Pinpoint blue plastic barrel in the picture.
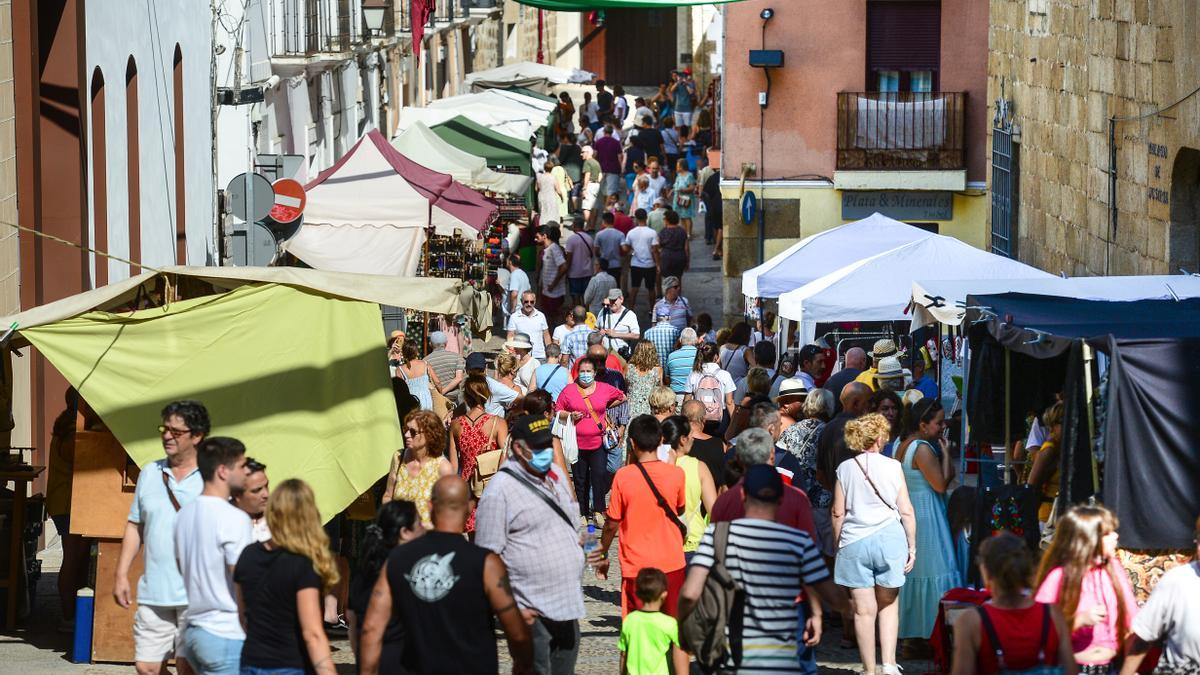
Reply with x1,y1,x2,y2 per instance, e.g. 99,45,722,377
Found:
72,588,94,663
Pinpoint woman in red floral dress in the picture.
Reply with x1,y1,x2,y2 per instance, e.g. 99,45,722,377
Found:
449,375,509,531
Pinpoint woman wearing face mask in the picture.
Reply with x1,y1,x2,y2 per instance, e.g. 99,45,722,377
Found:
555,357,626,525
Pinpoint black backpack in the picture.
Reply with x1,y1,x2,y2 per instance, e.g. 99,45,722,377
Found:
679,521,744,672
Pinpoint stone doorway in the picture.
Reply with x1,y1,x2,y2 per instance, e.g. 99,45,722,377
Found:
1169,147,1200,273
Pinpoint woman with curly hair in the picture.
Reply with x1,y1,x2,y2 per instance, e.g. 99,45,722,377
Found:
490,351,525,416
832,413,918,675
625,339,663,419
384,410,454,528
345,501,423,656
235,479,343,675
1035,504,1138,673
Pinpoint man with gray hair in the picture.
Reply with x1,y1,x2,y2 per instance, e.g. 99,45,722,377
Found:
425,331,465,398
708,428,818,538
666,328,699,405
747,400,807,489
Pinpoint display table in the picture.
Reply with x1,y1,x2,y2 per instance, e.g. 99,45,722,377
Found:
0,465,44,627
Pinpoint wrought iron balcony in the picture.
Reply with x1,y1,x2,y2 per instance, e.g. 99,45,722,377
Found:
271,0,389,58
836,91,966,171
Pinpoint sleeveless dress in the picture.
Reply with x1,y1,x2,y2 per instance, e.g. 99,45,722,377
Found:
897,439,963,639
392,456,442,527
676,454,707,552
399,365,434,411
456,413,499,532
626,367,660,419
672,172,696,218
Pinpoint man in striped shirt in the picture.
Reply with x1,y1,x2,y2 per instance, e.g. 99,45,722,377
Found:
679,465,846,674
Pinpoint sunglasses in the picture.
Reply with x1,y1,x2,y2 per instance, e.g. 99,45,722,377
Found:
158,425,191,438
403,427,422,437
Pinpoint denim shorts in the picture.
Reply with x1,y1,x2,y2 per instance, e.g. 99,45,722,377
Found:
834,519,907,589
180,625,243,675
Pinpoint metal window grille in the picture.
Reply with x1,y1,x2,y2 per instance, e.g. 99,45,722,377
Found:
991,124,1017,258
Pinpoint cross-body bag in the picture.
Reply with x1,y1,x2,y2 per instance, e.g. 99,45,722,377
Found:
580,385,620,451
602,308,631,351
853,456,897,511
540,365,563,390
634,461,688,539
161,469,182,512
499,466,575,528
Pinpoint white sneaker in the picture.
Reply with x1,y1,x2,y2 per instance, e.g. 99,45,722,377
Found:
880,665,903,675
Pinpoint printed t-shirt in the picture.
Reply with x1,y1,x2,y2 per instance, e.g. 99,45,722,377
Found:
555,382,623,450
1035,563,1139,658
174,495,253,639
607,460,686,576
623,226,660,268
619,610,679,675
235,543,324,670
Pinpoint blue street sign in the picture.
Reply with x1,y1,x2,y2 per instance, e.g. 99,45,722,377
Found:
741,191,758,225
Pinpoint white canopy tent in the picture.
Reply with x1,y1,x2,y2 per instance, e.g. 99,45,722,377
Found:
911,276,1200,328
425,90,552,135
778,235,1055,345
465,61,594,92
391,122,532,196
393,107,536,144
741,213,933,299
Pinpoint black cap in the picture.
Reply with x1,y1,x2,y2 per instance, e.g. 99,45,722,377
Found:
510,415,553,449
744,464,784,503
466,352,487,371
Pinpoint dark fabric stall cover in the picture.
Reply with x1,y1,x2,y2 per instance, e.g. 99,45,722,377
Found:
968,294,1200,343
965,324,1068,445
1059,340,1096,508
968,484,1041,586
1096,337,1200,549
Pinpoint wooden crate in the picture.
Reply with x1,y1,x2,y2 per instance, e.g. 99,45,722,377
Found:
93,538,142,663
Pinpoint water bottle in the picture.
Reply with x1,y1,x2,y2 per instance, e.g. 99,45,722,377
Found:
582,523,599,572
72,588,94,664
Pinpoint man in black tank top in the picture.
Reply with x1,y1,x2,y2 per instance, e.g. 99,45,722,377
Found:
358,476,533,675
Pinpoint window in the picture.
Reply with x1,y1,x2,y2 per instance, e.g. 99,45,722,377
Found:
173,46,186,265
991,125,1019,258
126,57,140,275
867,1,941,92
90,68,108,288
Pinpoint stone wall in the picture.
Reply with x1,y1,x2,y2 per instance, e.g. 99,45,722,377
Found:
0,0,16,317
988,0,1200,275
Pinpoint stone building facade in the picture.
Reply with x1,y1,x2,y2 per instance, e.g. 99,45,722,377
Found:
988,0,1200,275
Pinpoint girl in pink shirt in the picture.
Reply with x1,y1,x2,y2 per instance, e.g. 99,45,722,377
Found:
1035,505,1138,672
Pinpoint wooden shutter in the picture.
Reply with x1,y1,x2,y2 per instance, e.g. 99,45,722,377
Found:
867,1,941,73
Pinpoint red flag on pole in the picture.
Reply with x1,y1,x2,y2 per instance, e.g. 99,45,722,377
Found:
411,0,434,66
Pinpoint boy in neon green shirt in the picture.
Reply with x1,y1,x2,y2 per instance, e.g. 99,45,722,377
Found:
618,568,690,675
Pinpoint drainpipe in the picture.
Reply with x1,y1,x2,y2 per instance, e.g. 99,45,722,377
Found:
1107,115,1115,276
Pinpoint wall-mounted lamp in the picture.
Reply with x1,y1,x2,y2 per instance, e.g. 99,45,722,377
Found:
363,0,390,37
760,8,774,21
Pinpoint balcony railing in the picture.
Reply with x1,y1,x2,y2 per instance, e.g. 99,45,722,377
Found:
836,92,966,171
271,0,383,58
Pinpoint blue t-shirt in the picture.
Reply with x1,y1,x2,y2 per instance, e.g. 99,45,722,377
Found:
594,228,625,270
128,459,203,606
667,345,698,394
914,375,938,402
535,362,570,401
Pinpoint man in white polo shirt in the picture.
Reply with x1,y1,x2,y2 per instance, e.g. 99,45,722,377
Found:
597,289,641,355
506,290,552,360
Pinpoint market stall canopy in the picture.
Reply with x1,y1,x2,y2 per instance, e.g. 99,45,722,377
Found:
742,213,933,299
431,116,534,175
0,266,464,345
394,106,537,143
779,234,1054,345
513,0,747,9
962,293,1200,549
16,282,403,521
284,129,497,276
465,61,594,92
392,122,532,196
913,275,1200,328
425,90,553,137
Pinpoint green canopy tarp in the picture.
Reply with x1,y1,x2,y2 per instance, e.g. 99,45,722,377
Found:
514,0,744,8
432,116,534,207
23,283,403,521
508,87,561,152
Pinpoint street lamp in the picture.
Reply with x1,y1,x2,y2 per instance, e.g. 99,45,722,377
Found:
363,0,389,37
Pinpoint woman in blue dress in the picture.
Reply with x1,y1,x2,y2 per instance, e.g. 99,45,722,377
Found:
395,342,434,412
893,397,961,650
670,158,697,238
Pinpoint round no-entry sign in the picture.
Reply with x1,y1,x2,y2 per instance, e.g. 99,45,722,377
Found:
270,179,306,224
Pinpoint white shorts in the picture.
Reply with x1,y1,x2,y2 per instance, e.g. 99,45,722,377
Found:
584,183,601,209
133,604,187,663
674,111,695,127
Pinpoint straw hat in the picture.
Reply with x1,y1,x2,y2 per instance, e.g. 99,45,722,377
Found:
871,339,898,359
504,333,534,351
776,378,810,402
875,356,904,379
